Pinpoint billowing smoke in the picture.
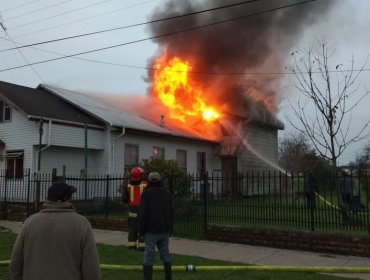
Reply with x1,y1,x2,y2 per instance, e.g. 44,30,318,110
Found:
146,0,334,122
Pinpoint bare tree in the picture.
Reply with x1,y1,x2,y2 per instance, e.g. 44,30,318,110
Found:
353,143,370,173
287,39,370,170
279,132,311,172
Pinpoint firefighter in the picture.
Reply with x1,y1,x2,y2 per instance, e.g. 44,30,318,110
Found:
122,166,147,251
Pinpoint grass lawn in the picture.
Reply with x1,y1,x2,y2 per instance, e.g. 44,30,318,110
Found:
0,232,359,280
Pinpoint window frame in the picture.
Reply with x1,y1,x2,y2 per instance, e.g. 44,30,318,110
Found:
0,100,11,122
124,143,139,173
176,149,187,173
196,152,206,176
152,146,165,160
5,150,24,179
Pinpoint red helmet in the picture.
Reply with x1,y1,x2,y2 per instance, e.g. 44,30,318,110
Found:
130,167,144,182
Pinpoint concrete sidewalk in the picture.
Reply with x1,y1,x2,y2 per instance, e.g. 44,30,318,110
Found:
2,220,370,280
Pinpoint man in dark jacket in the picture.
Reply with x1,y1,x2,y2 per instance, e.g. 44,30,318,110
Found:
10,182,101,280
138,171,174,280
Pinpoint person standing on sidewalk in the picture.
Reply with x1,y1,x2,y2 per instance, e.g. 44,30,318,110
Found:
9,182,101,280
122,166,147,251
138,171,174,280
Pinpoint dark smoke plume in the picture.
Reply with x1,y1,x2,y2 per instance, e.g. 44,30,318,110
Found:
146,0,334,122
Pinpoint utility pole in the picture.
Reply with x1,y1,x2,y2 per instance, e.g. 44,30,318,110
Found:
35,118,44,211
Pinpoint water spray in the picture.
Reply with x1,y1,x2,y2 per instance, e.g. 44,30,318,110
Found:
218,119,291,176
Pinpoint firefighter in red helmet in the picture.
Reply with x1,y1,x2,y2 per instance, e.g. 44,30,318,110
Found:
122,166,147,251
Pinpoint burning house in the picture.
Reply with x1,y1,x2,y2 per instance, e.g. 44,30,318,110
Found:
0,0,336,200
140,0,334,174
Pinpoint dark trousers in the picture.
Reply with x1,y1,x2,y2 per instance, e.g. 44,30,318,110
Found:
305,192,316,209
128,206,144,249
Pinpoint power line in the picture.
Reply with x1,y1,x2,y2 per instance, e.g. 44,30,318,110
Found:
7,0,116,30
12,0,157,40
1,0,43,13
2,36,368,76
5,0,75,21
0,0,324,74
0,25,44,82
1,0,262,52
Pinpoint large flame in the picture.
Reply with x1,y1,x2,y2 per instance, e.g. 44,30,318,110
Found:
152,53,221,124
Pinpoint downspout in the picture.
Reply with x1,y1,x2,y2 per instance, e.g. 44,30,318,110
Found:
41,120,52,152
35,120,52,173
112,127,125,173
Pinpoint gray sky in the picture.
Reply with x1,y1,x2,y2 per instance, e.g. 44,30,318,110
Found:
0,0,369,166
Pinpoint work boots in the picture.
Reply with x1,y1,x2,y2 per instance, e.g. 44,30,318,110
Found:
143,265,153,280
164,262,172,280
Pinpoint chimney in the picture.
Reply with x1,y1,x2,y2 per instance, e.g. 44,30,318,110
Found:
160,114,165,127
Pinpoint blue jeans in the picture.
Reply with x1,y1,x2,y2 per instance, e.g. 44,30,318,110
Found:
143,232,171,265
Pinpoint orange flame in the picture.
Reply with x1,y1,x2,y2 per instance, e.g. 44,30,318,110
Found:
152,54,221,123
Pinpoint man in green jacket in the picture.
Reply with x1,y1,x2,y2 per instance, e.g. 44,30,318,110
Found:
9,182,101,280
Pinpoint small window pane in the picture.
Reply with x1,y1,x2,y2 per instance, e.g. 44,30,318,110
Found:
4,106,11,121
5,151,24,179
152,146,165,160
197,152,206,176
124,144,139,172
176,149,187,173
0,100,3,122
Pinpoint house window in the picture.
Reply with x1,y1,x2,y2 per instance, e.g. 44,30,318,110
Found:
197,152,206,176
152,146,165,160
0,100,11,122
124,144,138,173
6,150,24,179
176,149,187,173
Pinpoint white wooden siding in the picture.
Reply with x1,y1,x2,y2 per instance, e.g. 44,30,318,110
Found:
38,146,107,174
48,123,105,150
0,108,39,171
113,133,220,175
238,123,279,172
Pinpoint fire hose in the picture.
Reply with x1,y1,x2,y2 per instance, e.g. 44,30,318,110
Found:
1,260,370,273
316,192,339,210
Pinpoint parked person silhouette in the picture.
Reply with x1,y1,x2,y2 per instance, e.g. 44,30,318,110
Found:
338,170,353,223
304,172,318,209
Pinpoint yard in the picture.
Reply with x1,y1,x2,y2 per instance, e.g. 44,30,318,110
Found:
0,232,359,280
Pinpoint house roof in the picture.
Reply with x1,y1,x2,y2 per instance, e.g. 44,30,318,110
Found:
40,84,219,143
0,81,105,127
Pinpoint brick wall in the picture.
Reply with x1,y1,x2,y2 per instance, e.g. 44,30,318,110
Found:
88,218,128,231
206,225,370,257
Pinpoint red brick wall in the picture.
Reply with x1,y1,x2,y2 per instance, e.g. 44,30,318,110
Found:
88,218,128,231
206,225,370,257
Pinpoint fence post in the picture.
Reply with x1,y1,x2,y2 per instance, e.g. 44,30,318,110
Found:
26,169,31,216
35,172,41,212
307,173,315,231
3,172,7,219
105,175,110,219
203,172,208,237
310,198,315,231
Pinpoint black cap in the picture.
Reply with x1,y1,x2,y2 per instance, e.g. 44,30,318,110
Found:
47,182,77,202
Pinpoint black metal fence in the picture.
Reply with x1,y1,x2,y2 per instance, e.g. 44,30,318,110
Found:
1,169,369,239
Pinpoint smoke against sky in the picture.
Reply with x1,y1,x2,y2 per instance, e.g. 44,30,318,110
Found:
145,0,335,122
